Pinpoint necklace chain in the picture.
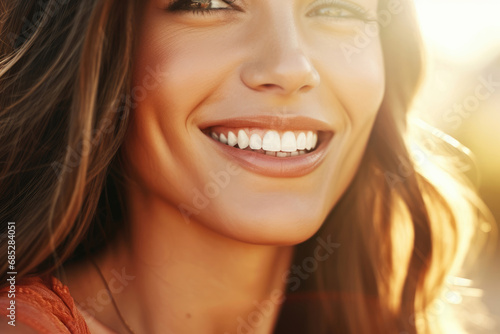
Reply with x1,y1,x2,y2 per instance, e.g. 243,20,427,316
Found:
90,258,137,334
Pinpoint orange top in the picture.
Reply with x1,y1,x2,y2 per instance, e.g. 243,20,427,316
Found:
0,274,91,333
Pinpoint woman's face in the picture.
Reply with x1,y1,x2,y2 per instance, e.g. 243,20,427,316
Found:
126,0,384,244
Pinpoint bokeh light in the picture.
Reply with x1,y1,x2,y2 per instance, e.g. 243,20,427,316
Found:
413,0,500,332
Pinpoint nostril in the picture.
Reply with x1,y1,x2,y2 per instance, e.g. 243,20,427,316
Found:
299,85,314,93
256,83,284,93
259,83,281,90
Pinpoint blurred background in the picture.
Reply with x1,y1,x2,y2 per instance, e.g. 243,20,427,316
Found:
412,0,500,332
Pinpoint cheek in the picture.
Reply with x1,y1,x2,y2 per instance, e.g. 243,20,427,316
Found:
125,38,246,216
311,39,385,209
316,40,385,128
133,26,243,121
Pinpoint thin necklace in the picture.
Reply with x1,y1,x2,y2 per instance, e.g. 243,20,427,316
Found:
90,258,137,334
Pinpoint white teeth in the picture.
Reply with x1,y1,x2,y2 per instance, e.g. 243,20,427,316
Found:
249,134,262,150
228,131,237,147
211,129,319,156
219,133,227,144
296,132,306,150
238,130,249,149
281,131,297,152
262,130,281,152
305,131,313,150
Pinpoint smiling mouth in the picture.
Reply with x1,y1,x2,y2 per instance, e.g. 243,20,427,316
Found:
198,115,334,177
202,127,324,157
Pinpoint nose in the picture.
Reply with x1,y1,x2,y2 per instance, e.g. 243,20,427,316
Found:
240,17,320,96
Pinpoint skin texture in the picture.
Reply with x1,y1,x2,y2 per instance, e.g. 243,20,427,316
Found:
62,0,385,333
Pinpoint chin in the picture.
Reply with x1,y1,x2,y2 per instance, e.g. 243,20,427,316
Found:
194,197,334,246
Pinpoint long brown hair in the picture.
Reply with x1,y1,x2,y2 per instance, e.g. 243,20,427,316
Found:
0,0,135,277
0,0,486,333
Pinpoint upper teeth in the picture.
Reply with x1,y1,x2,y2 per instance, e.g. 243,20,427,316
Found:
249,133,262,150
228,131,237,147
209,129,318,155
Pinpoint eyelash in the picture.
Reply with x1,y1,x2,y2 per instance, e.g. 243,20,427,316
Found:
165,0,372,21
308,0,373,22
166,0,238,16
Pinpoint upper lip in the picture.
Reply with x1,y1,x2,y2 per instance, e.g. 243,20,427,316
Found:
198,115,334,132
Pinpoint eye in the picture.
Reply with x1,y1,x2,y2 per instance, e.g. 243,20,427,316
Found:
306,0,373,22
167,0,236,13
312,7,354,18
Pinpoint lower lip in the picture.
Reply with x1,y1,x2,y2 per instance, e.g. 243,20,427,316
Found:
204,132,333,178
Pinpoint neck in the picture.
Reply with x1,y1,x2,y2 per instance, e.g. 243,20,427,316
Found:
80,187,294,334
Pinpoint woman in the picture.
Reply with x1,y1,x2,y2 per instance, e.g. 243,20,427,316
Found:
0,0,488,333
